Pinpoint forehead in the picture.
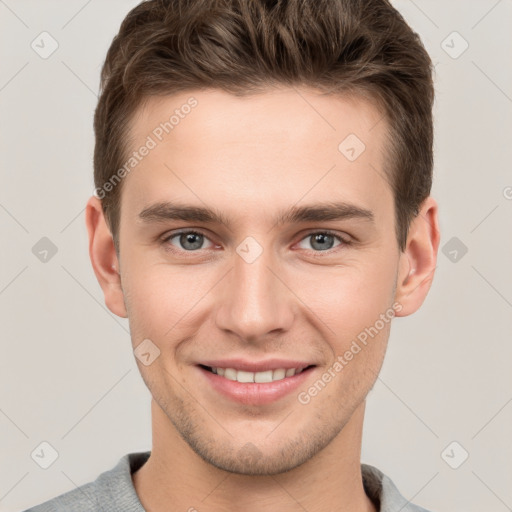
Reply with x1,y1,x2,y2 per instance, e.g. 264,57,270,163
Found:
121,87,393,229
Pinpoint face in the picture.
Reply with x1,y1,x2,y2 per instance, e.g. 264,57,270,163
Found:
103,88,412,475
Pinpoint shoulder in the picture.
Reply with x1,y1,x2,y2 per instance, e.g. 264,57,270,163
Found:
21,480,99,512
22,451,150,512
361,463,435,512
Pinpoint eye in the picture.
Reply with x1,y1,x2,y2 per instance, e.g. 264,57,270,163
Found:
162,230,216,252
160,229,351,257
296,231,350,253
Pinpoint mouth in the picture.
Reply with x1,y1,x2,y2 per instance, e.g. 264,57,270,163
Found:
198,364,316,383
196,362,318,405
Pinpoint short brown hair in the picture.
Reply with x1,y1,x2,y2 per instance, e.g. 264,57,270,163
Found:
93,0,434,253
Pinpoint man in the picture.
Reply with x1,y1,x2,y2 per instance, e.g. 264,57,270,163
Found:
25,0,439,510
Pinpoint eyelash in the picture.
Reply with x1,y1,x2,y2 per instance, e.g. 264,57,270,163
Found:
160,229,352,257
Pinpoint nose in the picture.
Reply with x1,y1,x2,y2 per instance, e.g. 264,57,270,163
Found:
214,242,294,343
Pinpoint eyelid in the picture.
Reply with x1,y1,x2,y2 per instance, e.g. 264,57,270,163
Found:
299,228,352,244
161,228,218,247
294,229,352,254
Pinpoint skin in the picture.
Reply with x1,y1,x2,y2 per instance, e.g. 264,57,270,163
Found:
86,87,440,512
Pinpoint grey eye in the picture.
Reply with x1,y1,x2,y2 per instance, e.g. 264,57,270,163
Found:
297,232,342,252
167,231,214,251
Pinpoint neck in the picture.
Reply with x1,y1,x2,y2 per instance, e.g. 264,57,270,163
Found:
133,399,377,512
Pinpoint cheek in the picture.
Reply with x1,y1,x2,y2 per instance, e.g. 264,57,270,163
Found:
296,256,396,336
122,261,213,342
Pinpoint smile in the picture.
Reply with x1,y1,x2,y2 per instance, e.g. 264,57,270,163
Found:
197,364,317,405
201,365,313,383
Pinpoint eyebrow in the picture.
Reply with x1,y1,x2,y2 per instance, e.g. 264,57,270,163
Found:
138,200,375,227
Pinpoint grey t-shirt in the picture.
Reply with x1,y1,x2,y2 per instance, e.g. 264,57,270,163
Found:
23,451,433,511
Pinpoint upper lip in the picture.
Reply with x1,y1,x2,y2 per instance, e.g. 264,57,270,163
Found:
198,359,316,373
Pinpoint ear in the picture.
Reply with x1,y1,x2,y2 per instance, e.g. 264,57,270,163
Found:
85,196,127,318
394,196,440,317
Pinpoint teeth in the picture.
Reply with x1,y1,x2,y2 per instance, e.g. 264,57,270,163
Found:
224,368,237,381
255,370,273,383
237,370,255,383
271,368,285,381
210,366,308,383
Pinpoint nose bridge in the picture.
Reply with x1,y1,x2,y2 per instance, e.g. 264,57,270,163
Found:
215,237,293,341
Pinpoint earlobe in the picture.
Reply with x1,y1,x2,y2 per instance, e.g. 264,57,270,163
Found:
85,196,127,318
394,196,440,317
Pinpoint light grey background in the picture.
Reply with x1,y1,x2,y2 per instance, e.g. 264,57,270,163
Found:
1,1,511,511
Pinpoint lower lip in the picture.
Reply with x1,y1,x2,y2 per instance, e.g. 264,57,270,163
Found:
197,365,316,405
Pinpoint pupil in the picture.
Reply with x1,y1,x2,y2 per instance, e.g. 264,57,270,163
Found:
312,233,333,251
181,232,202,250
